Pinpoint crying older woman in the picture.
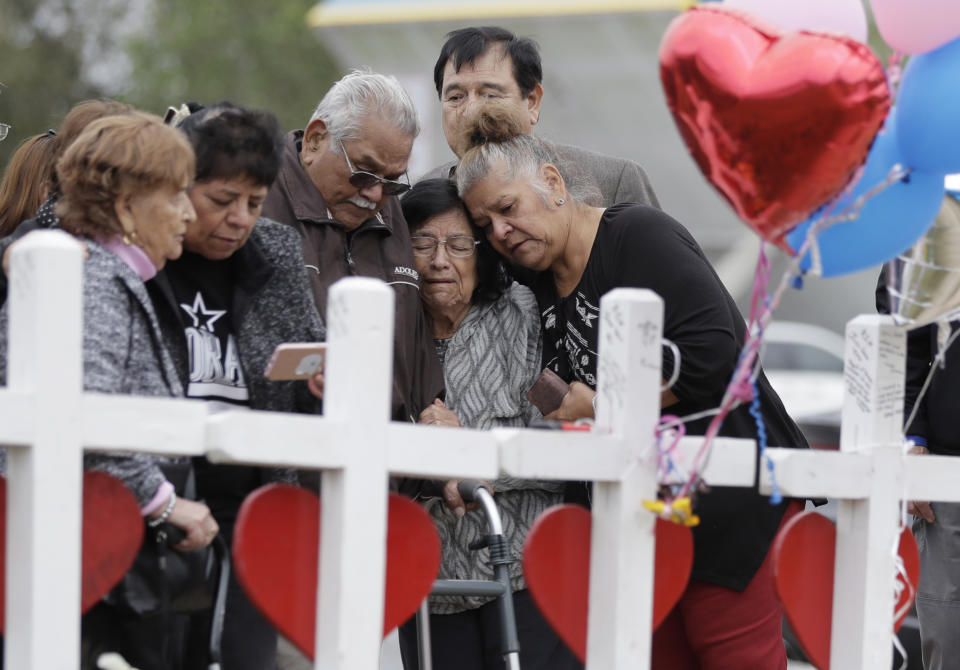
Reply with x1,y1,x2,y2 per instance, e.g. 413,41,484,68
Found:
398,178,575,670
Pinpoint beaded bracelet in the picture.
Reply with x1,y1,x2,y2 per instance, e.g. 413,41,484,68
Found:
147,491,176,528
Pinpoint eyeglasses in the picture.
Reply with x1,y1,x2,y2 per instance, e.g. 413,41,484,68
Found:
411,235,480,258
0,124,10,142
335,136,410,196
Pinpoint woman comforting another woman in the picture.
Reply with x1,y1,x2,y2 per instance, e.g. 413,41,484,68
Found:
398,178,573,670
451,106,806,670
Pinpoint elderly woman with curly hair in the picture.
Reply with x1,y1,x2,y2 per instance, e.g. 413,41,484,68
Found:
397,178,574,670
0,112,220,670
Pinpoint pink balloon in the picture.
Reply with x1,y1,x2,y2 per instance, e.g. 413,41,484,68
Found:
723,0,867,42
871,0,960,54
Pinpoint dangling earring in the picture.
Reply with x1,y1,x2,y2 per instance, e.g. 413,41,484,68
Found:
122,232,133,246
123,229,141,246
556,198,565,206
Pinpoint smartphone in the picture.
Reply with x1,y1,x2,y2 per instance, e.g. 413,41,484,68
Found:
264,343,327,381
525,368,570,415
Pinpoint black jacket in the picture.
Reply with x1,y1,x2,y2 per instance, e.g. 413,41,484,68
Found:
877,266,960,454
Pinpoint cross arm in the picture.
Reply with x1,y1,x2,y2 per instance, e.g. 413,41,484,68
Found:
497,428,627,481
82,394,209,456
671,436,757,487
386,423,499,480
496,430,756,487
904,453,960,503
758,447,872,499
203,409,348,469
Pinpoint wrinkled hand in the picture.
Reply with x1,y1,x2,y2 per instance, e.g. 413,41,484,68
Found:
419,398,462,427
307,368,324,400
163,497,219,551
907,444,935,522
544,381,595,422
441,479,492,518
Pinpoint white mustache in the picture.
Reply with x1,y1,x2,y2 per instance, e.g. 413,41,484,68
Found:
348,196,377,210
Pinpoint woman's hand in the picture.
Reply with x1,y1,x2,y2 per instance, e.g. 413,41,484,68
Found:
544,381,595,422
163,497,219,552
441,479,493,518
307,368,324,400
419,398,462,427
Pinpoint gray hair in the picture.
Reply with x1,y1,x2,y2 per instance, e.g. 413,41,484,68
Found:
308,69,420,151
456,134,565,201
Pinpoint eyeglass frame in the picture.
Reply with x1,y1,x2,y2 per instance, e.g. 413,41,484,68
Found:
334,135,411,196
410,234,481,258
0,123,10,142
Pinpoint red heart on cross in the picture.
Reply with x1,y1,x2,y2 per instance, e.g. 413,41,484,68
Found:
771,510,920,670
231,484,440,659
0,471,144,631
659,6,891,244
522,504,694,663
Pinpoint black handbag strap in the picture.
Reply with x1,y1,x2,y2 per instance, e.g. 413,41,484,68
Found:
207,535,231,666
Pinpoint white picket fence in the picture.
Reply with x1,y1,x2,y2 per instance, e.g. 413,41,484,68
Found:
1,229,956,670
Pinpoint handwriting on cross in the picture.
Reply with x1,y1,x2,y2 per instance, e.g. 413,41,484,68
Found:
761,314,960,669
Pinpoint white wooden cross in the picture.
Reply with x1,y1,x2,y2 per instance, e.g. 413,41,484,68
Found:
493,288,758,669
1,231,209,669
760,314,960,669
0,231,499,670
1,231,759,670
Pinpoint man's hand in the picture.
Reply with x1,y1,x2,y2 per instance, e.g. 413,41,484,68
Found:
419,398,462,427
907,444,936,522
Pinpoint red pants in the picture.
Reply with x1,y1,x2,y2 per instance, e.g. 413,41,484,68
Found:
651,501,802,670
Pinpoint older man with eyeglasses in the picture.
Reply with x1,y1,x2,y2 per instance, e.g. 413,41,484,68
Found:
263,69,445,426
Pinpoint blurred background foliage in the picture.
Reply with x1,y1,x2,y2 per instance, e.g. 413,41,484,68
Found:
0,0,342,167
0,0,893,175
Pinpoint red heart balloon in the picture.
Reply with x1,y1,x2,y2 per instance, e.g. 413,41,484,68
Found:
659,6,891,244
232,485,440,659
771,511,919,670
0,471,144,631
522,505,694,663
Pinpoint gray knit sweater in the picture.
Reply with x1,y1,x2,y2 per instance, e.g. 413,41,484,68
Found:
0,240,185,506
426,282,565,614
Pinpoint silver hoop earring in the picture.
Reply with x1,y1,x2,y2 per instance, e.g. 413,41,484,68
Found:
556,198,565,206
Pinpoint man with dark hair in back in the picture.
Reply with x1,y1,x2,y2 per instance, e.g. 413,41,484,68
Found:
422,26,660,209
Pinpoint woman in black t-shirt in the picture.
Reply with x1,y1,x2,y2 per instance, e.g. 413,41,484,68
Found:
455,106,807,670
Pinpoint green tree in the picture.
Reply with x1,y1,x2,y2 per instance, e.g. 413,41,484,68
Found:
0,0,106,166
124,0,342,132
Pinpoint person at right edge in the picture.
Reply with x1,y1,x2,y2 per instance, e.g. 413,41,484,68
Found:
456,105,808,670
876,194,960,670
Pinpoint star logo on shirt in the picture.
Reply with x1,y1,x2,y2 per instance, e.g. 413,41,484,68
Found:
180,293,225,332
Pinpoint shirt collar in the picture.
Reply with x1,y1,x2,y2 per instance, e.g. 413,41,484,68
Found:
101,236,158,280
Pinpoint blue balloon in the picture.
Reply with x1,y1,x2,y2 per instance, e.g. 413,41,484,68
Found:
896,35,960,174
786,118,944,278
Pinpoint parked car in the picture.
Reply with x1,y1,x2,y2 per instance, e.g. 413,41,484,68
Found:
761,321,845,448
